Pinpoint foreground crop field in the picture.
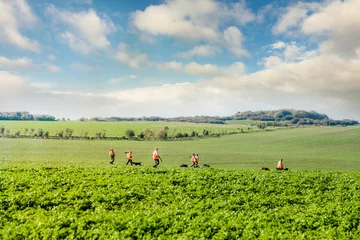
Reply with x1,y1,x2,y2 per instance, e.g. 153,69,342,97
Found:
1,167,359,239
1,126,359,171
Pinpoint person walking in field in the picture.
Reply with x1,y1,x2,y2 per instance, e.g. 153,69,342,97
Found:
277,159,284,170
195,153,199,167
109,149,115,164
125,150,133,165
190,153,196,168
152,148,162,168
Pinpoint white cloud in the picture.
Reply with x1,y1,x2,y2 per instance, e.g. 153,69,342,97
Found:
46,64,62,73
223,26,249,57
72,0,92,4
174,45,221,59
48,54,56,61
156,61,183,71
113,43,149,69
301,0,360,57
0,56,34,69
265,41,319,64
273,0,360,57
184,62,219,76
46,4,116,55
0,56,62,73
131,0,254,43
271,41,287,49
272,2,321,35
109,75,137,84
157,61,246,77
71,63,101,72
0,0,41,52
261,56,282,69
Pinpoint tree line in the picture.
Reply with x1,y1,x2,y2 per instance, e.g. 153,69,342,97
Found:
0,125,262,140
0,112,56,121
1,110,358,126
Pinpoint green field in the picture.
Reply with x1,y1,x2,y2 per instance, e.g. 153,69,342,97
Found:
1,126,359,171
1,124,360,238
1,168,360,239
0,121,254,138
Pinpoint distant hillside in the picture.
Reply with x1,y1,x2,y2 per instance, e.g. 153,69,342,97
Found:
83,109,358,126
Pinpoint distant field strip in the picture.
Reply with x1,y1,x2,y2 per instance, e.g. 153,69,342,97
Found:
1,126,359,171
0,121,254,137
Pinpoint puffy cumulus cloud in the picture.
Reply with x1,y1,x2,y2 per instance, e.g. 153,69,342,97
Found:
131,0,254,57
0,56,62,73
261,41,319,67
272,2,321,35
71,63,101,72
0,56,34,69
223,26,249,57
156,61,246,77
46,4,116,55
113,43,149,69
274,0,360,57
0,0,40,52
260,56,282,69
174,45,221,59
301,0,360,57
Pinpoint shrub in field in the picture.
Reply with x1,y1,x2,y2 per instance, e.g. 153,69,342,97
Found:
156,129,167,139
37,128,44,137
125,129,135,139
144,128,154,140
137,132,145,139
14,131,21,137
43,131,49,139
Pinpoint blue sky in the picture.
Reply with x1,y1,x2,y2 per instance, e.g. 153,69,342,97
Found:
1,0,359,120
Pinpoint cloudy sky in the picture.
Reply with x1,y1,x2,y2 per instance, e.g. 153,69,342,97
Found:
0,0,359,120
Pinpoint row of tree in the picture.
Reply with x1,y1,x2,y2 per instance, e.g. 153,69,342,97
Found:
1,125,260,140
1,110,358,126
0,112,56,121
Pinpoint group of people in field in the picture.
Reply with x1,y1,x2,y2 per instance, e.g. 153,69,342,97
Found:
109,148,199,168
110,148,284,169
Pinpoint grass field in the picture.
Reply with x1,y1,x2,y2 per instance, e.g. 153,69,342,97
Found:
1,124,360,238
1,126,359,171
0,121,254,138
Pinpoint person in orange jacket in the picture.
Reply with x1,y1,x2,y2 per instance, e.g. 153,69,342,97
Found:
152,148,162,168
125,150,133,165
190,153,196,167
277,159,284,170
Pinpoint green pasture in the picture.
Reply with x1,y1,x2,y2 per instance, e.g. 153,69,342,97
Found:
1,126,359,171
0,121,253,138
